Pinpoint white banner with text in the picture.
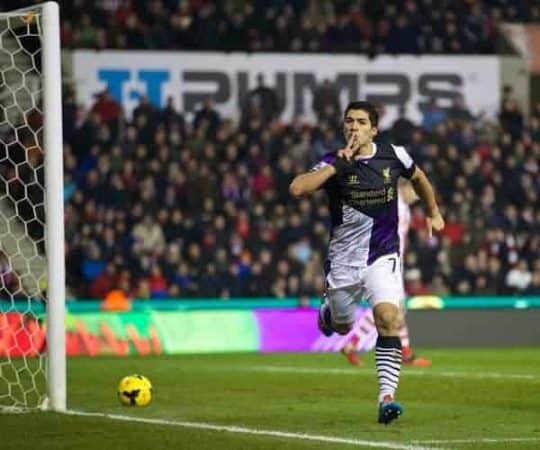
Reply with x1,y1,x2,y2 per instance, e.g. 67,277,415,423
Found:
73,51,500,128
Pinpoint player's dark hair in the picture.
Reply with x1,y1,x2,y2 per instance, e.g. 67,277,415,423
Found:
344,101,379,128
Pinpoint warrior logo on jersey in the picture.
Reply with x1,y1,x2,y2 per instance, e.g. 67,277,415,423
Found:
348,174,360,185
382,167,391,184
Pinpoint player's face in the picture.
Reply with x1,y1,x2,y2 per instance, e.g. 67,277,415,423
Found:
343,109,377,149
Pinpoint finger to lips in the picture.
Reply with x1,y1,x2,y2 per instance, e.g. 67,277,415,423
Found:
343,136,356,160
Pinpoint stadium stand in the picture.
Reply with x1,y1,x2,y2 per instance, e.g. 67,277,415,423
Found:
2,0,538,300
57,0,538,54
56,81,540,299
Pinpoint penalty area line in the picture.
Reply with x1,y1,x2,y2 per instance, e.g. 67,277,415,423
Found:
245,365,539,382
64,409,443,450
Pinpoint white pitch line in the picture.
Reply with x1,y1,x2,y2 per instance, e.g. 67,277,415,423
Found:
245,365,538,381
414,437,540,445
64,409,441,450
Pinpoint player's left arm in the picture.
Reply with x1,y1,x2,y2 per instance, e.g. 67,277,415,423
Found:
409,167,445,238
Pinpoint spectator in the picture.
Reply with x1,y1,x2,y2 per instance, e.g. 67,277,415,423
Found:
404,269,429,295
447,95,476,123
81,243,106,283
390,105,416,146
499,99,524,141
193,97,221,138
91,90,121,139
312,78,340,125
421,98,447,132
132,214,166,255
242,74,281,124
89,262,118,299
505,260,532,294
148,265,169,298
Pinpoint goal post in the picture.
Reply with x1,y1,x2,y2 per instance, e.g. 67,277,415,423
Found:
0,2,65,411
42,1,66,413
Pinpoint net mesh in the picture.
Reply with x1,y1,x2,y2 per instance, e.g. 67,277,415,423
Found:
0,8,48,410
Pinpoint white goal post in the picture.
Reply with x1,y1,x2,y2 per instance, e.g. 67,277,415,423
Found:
0,2,65,411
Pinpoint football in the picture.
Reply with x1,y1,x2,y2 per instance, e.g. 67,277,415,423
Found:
117,374,153,407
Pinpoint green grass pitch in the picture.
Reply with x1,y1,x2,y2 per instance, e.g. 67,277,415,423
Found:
1,348,540,450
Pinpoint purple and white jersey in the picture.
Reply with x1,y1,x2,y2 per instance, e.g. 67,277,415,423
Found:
312,142,416,268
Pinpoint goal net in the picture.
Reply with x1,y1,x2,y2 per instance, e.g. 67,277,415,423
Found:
0,2,65,411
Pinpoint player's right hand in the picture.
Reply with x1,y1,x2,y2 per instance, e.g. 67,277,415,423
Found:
337,134,358,160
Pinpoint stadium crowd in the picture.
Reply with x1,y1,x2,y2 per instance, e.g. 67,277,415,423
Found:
43,0,540,55
54,80,540,300
0,0,539,301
